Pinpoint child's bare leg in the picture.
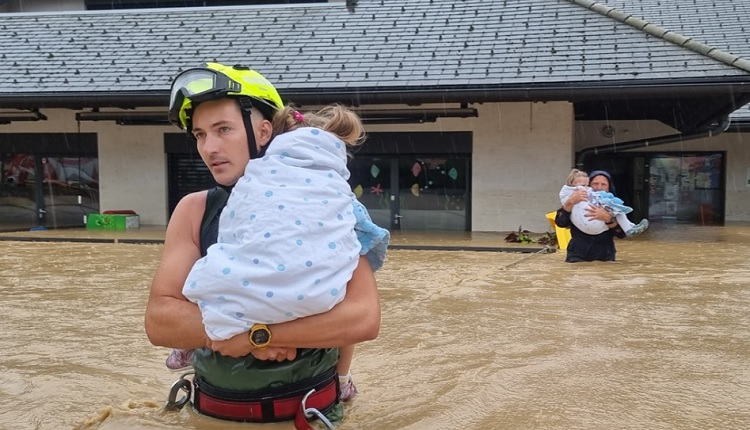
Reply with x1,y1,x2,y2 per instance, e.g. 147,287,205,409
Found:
337,344,358,401
337,344,355,376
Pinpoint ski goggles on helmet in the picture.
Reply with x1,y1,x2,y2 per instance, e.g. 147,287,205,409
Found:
168,68,243,129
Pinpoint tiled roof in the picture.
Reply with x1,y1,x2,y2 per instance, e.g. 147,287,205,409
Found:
0,0,748,106
598,0,750,59
588,0,750,121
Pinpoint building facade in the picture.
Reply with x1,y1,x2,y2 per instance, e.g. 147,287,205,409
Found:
1,0,749,233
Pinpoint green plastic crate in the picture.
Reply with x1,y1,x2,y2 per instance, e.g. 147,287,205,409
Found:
86,213,140,230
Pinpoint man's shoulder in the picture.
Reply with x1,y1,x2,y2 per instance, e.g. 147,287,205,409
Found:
162,190,209,249
172,190,209,220
180,189,209,206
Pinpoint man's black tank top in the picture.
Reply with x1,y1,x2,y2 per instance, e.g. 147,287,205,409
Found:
199,186,230,257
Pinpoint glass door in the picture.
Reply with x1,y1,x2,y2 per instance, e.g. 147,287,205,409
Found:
1,153,38,229
647,153,724,224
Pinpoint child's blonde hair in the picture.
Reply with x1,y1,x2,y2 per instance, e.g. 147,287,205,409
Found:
566,168,589,186
271,104,365,152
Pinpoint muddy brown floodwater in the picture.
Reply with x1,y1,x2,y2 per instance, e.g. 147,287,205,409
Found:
1,224,749,429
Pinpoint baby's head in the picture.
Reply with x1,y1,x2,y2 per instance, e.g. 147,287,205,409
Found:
567,169,589,187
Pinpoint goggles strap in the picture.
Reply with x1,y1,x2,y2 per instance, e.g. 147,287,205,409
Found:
238,97,260,160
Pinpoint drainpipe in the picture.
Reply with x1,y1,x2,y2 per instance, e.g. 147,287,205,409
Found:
576,117,731,168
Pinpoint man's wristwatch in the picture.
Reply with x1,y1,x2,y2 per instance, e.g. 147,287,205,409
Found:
248,323,272,349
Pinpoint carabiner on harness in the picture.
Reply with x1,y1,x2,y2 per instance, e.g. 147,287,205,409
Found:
165,371,194,411
301,388,334,429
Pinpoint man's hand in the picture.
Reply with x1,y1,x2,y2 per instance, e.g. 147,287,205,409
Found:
563,189,589,212
251,347,298,362
584,205,612,222
208,332,254,358
208,332,297,361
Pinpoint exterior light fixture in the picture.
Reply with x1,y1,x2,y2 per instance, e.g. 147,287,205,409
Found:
600,125,616,138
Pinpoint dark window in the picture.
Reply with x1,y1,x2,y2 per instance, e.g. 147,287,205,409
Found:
164,133,214,218
0,134,99,230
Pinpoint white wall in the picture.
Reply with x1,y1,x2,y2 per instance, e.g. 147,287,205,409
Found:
96,121,169,225
469,102,575,232
719,133,750,221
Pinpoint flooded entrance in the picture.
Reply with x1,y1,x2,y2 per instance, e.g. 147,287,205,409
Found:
1,225,749,429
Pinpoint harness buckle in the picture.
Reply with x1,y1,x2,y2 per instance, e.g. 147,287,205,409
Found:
301,388,334,429
165,372,193,411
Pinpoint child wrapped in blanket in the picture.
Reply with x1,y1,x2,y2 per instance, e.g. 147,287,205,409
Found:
559,169,648,237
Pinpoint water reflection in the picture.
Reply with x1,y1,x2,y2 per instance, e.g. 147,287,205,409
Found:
1,225,749,429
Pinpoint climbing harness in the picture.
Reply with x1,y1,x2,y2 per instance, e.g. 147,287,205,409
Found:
299,389,334,429
165,367,339,429
165,371,194,411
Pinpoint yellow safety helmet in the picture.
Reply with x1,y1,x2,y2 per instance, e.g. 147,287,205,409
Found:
168,62,283,130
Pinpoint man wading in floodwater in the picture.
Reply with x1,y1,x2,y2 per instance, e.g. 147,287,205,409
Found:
144,63,382,428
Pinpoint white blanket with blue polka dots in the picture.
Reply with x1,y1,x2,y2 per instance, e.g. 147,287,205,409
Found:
183,127,389,341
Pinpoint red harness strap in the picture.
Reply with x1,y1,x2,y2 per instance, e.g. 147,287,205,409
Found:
193,377,338,429
294,386,335,430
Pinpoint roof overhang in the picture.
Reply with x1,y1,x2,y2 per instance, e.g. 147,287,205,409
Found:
1,77,749,132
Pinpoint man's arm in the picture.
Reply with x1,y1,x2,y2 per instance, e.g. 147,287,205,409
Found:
555,207,571,228
144,191,209,350
562,188,588,213
584,205,626,237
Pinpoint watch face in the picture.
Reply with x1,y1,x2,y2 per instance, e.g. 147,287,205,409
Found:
252,328,270,345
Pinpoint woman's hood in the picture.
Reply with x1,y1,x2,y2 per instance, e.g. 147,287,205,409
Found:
588,170,616,195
